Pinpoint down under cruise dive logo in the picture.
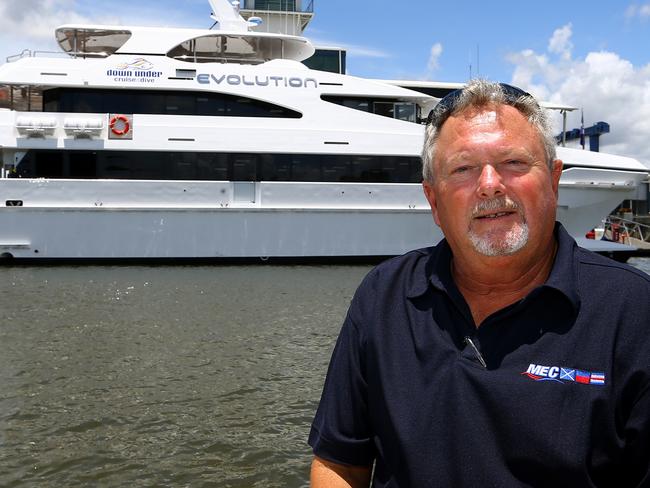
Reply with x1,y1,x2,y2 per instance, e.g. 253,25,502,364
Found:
522,364,605,385
106,58,162,83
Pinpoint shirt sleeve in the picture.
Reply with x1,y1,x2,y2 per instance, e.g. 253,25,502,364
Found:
308,296,376,467
623,384,650,487
616,275,650,487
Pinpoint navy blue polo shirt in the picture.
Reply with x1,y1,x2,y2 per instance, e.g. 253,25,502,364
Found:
309,224,650,487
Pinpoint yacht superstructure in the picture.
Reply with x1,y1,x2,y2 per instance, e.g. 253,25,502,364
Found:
0,0,647,259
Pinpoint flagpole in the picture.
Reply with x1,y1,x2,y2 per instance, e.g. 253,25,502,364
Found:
580,109,585,150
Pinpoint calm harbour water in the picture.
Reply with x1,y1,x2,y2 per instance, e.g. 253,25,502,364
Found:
1,258,649,487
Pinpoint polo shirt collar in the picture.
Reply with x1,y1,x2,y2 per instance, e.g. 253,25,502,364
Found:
406,239,453,298
541,223,581,312
406,222,581,313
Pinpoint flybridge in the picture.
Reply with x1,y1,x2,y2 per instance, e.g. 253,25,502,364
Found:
197,73,319,88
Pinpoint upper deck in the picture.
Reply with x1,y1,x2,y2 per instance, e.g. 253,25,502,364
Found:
52,24,314,64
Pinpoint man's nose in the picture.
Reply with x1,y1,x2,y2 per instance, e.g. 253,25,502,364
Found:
476,164,505,198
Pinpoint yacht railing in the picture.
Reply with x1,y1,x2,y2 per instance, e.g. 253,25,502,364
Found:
603,215,650,248
6,50,109,63
170,54,266,64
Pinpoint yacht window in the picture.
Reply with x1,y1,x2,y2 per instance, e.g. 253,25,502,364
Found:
101,153,131,178
232,154,258,181
323,155,351,181
194,36,225,62
290,154,322,181
1,85,44,111
56,28,131,57
131,152,169,180
167,35,271,64
172,152,198,180
196,153,229,180
373,102,395,118
342,99,371,112
41,88,301,118
43,89,59,112
254,0,297,10
196,96,226,116
166,94,195,114
34,151,64,178
0,85,10,109
69,151,97,178
12,150,423,183
303,48,346,74
322,95,420,123
395,103,417,123
260,154,291,181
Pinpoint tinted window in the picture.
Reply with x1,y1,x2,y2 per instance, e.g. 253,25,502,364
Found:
322,95,420,123
14,150,422,183
34,152,64,178
70,151,97,178
42,88,301,118
232,154,257,180
303,49,345,74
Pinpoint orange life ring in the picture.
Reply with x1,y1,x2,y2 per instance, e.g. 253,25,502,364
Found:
109,114,130,136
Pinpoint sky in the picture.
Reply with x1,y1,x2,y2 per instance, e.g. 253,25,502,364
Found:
0,0,649,165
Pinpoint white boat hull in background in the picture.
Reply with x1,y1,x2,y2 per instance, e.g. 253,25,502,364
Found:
0,175,643,259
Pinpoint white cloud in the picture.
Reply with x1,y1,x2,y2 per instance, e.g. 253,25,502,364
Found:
0,1,103,41
309,36,390,59
0,1,196,61
343,44,391,59
507,24,650,166
427,42,443,75
547,23,573,60
625,3,650,20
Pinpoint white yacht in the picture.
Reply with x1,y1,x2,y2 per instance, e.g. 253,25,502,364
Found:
0,0,647,260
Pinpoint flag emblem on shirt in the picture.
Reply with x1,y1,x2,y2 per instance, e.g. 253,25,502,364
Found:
522,364,605,386
590,372,605,385
560,368,575,381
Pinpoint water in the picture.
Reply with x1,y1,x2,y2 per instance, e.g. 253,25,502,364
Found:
1,258,648,487
0,265,371,487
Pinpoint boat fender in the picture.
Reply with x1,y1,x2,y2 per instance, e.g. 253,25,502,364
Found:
109,114,130,136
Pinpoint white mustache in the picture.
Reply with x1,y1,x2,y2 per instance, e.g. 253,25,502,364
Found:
471,196,522,218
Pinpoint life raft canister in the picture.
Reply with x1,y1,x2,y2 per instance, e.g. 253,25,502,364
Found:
109,114,131,136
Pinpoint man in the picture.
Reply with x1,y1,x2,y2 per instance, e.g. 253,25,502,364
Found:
308,80,650,487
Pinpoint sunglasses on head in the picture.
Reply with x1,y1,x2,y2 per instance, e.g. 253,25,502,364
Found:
426,83,535,127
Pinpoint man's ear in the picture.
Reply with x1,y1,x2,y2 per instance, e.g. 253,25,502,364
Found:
422,180,441,226
551,159,563,198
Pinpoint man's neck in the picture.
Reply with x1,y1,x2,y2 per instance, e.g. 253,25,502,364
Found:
451,236,558,327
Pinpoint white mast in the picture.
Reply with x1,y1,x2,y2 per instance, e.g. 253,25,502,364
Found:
208,0,250,31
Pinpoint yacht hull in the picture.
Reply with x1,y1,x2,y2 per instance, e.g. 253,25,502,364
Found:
0,179,642,259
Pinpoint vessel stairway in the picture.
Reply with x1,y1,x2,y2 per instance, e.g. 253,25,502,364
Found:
603,215,650,250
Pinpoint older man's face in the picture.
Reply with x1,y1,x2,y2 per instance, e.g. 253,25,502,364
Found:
423,104,562,258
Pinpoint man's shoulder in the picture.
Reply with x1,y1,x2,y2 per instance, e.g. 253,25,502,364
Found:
368,246,437,282
573,246,650,295
575,247,650,280
371,246,436,275
355,246,439,299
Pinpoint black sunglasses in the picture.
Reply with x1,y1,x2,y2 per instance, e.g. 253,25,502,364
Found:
426,83,535,127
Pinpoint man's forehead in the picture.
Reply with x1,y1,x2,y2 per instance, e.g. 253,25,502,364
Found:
453,104,524,126
442,104,537,141
434,104,544,164
464,110,498,126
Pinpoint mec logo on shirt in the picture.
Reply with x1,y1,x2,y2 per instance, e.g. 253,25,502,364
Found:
522,363,605,386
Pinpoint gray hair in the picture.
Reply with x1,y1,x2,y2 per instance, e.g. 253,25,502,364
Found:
421,79,557,182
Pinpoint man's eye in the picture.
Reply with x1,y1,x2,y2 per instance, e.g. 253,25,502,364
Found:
505,160,526,167
452,166,471,174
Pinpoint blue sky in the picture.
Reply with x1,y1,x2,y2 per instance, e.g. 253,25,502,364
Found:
306,0,649,82
0,0,649,164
